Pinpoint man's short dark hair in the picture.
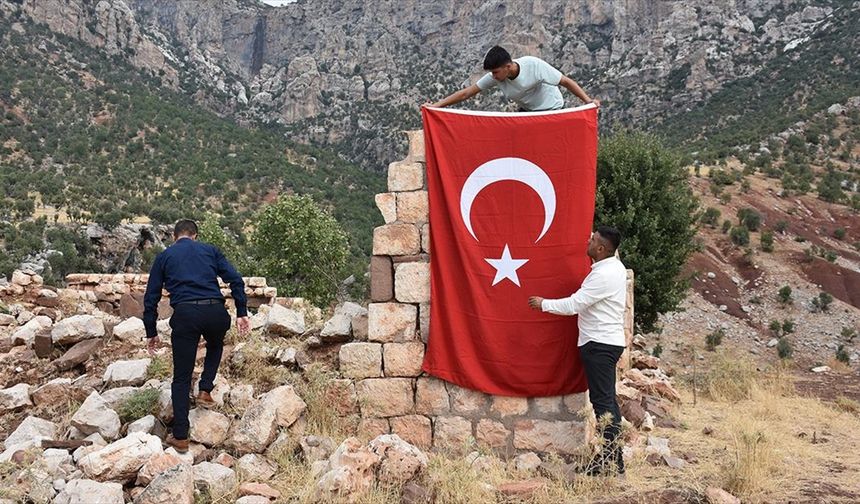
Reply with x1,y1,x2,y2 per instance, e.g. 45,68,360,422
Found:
483,46,512,70
595,225,621,252
173,219,198,238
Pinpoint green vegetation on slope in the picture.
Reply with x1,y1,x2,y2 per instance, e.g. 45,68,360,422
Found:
0,17,384,259
657,2,860,160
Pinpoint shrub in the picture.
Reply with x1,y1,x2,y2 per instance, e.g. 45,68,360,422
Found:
833,228,846,240
777,285,792,304
737,208,762,231
652,343,664,358
706,328,725,351
824,250,838,263
842,326,857,342
774,220,788,233
777,337,793,360
782,320,795,334
812,292,833,312
835,345,850,365
730,226,750,246
701,207,721,227
117,388,160,423
722,220,732,233
760,231,774,252
595,131,699,332
249,194,349,307
768,320,782,336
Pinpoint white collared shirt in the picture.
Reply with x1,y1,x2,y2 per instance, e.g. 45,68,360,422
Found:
540,256,627,347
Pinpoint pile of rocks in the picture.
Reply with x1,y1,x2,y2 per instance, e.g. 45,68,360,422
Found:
615,339,683,433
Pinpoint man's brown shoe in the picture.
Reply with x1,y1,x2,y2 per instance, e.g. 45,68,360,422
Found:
196,391,216,408
165,435,189,453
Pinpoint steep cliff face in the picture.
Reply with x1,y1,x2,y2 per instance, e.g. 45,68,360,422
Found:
6,0,848,168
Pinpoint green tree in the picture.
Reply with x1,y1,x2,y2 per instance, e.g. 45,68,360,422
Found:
778,285,793,304
197,214,246,272
730,226,749,246
249,195,349,306
760,231,774,252
594,131,699,332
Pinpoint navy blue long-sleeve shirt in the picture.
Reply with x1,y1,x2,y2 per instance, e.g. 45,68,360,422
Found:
143,237,247,338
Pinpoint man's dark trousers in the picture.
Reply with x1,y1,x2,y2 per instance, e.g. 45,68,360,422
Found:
580,341,626,473
169,302,231,440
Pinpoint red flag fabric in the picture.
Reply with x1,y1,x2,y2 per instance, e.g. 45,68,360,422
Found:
421,104,598,397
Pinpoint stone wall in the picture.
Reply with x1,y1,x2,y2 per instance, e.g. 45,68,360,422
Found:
337,131,634,456
62,274,277,316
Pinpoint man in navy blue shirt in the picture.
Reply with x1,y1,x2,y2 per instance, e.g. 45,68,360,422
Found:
143,219,250,452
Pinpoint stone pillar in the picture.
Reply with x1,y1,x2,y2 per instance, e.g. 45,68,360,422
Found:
619,270,635,371
354,130,626,456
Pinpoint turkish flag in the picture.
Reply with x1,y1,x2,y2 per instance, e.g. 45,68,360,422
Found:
421,104,598,397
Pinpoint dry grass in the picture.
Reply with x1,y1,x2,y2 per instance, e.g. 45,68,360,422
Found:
661,351,860,503
835,396,860,416
146,354,172,380
224,332,290,392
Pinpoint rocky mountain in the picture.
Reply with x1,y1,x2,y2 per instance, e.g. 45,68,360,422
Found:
5,0,857,169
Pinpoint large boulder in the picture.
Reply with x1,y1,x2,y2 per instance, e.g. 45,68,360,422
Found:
315,437,381,501
4,416,57,450
368,434,428,483
0,383,31,412
52,314,105,345
133,462,194,504
189,408,231,447
52,338,104,371
236,453,276,481
103,358,151,387
11,315,52,347
113,317,146,342
136,452,183,486
77,432,164,482
265,304,305,337
70,391,122,440
320,302,367,342
31,377,73,406
192,461,237,500
53,479,124,504
228,385,305,454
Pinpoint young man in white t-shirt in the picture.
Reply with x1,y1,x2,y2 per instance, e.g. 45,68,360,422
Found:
426,45,600,111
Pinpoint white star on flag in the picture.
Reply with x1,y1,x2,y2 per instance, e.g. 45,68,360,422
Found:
485,244,529,287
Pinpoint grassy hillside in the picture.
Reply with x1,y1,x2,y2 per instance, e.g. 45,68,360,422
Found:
656,2,860,161
0,17,384,258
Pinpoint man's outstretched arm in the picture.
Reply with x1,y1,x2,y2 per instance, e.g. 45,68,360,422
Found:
425,84,482,108
559,76,600,107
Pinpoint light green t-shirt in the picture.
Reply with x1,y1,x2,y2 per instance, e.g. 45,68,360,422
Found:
476,56,564,111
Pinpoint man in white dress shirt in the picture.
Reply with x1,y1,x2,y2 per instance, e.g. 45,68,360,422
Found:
528,226,627,476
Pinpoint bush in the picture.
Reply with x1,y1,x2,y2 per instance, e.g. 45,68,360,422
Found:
768,320,782,336
835,345,850,364
706,328,725,351
249,194,349,307
594,131,699,332
833,228,846,240
812,292,833,312
774,220,789,233
117,388,160,423
842,326,857,342
652,343,663,358
782,320,795,334
198,214,246,271
777,337,793,360
730,226,750,246
701,207,721,227
760,231,774,252
722,220,732,234
778,285,792,304
737,208,762,231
